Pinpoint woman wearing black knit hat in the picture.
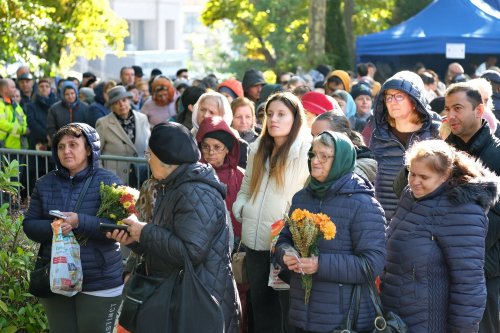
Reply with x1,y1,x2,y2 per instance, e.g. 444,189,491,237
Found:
108,122,240,332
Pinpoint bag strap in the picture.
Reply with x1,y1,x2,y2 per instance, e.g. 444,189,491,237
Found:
359,257,389,330
74,175,93,212
338,283,361,331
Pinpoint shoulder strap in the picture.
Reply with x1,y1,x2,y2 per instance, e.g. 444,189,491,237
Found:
74,174,93,212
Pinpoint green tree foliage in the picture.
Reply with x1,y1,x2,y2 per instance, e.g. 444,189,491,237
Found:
0,0,128,76
202,0,308,75
0,158,48,332
202,0,433,74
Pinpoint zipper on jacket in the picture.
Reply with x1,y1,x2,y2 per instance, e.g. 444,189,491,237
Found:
339,283,344,311
254,176,271,249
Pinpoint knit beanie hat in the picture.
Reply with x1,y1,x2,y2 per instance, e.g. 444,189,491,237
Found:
242,69,266,91
301,91,334,115
350,83,372,100
149,122,200,165
218,79,244,98
203,130,234,151
328,70,351,92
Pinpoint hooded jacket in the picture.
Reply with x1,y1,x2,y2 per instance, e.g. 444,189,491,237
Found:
88,82,110,128
47,81,90,141
128,162,240,332
370,71,440,220
381,169,499,332
23,123,124,292
196,117,245,238
0,97,28,149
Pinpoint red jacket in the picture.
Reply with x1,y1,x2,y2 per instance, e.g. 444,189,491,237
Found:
196,117,245,238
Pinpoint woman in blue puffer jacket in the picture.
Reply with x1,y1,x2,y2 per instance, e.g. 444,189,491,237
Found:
381,139,499,333
23,123,124,333
274,131,386,332
369,71,440,221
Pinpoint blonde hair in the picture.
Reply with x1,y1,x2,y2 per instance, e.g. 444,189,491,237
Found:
248,92,306,200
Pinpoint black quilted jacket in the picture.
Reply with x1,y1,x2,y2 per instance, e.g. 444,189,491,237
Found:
131,162,240,332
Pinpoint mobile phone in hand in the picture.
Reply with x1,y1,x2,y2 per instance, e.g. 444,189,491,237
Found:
49,210,67,220
99,223,129,234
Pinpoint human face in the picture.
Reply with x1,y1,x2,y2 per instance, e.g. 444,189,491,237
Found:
445,91,483,143
232,105,254,133
12,89,21,104
64,89,76,104
333,97,346,112
147,148,177,180
384,89,415,122
305,111,317,128
325,82,344,95
266,100,295,147
309,141,334,182
246,85,263,102
121,68,135,85
311,119,331,137
57,135,90,176
111,98,131,119
154,89,170,107
38,82,51,97
354,95,372,116
220,91,234,104
196,97,221,125
408,158,448,198
18,79,33,95
201,138,228,168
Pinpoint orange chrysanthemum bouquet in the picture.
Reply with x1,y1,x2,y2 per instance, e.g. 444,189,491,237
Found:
286,208,336,303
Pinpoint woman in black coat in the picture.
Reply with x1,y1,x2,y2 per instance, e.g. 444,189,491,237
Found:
381,139,499,333
109,122,240,332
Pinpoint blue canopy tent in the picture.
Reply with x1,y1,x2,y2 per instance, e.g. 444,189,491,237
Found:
356,0,500,80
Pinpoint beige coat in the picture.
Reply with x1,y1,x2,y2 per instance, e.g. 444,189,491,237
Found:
233,129,311,251
96,110,150,184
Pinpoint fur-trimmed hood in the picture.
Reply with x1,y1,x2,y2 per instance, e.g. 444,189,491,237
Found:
446,170,500,211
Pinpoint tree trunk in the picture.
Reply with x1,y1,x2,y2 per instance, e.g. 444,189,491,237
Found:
308,0,326,67
343,0,355,69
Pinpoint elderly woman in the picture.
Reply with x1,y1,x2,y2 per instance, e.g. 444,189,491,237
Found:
23,123,124,333
192,91,249,168
274,131,386,332
108,122,240,332
381,139,498,332
370,71,440,221
96,85,150,187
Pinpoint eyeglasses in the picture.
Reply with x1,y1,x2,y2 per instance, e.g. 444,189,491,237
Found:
384,93,406,103
307,151,334,164
201,143,226,154
144,150,151,161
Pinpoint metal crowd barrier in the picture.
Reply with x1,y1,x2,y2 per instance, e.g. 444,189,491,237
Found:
0,148,150,206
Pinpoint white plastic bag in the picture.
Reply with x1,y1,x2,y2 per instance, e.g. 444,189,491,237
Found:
50,219,83,296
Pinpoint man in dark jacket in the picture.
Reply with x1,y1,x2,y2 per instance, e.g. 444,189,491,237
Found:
445,82,500,333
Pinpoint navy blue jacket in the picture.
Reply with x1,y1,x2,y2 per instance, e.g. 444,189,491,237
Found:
275,173,386,332
129,163,240,333
370,73,440,221
23,123,124,292
25,93,57,149
381,175,497,333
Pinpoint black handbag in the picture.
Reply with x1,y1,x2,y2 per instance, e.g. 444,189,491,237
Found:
359,258,408,333
170,246,225,333
119,262,170,332
332,284,361,333
28,176,92,298
119,246,225,333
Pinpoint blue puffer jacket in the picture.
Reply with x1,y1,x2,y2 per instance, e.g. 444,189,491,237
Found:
370,72,440,221
23,123,124,292
381,174,498,333
275,173,386,332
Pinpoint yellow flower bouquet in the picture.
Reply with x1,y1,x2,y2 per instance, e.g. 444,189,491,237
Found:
96,182,140,224
286,208,336,303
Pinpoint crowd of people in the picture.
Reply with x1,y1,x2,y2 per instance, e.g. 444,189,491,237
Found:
2,59,499,332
